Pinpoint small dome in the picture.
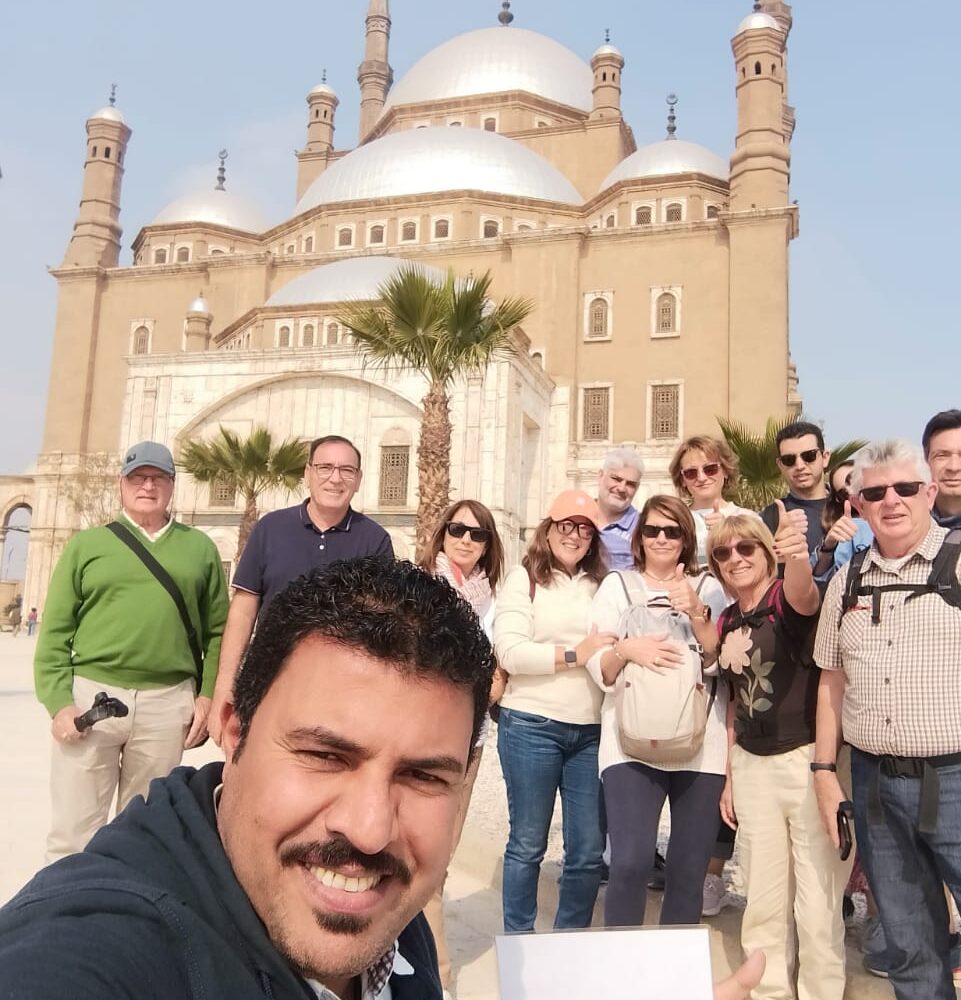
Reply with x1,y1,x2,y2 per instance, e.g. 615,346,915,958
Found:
188,294,210,315
383,27,593,115
735,11,781,34
265,256,448,307
600,139,729,190
309,82,337,98
151,188,269,233
294,127,582,214
90,105,125,124
592,43,623,60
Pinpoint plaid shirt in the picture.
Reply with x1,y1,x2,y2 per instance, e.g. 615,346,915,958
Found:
814,523,961,757
307,944,412,1000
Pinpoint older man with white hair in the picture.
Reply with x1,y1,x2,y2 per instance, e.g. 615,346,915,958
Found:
595,447,644,570
813,439,961,1000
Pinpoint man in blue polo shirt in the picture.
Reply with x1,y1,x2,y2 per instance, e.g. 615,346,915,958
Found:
595,447,644,570
209,435,393,744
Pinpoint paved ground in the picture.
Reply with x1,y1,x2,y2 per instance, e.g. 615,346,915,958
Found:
0,633,890,997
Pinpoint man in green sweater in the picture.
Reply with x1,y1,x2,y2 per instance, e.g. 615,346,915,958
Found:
35,440,228,860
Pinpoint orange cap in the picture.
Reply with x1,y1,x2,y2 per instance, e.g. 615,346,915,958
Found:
547,489,601,527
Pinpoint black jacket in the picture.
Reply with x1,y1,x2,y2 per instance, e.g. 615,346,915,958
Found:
0,763,442,1000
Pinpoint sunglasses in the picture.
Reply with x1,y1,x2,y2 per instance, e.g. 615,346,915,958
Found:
712,540,761,562
778,448,820,468
858,481,924,504
641,524,683,541
553,519,596,540
680,462,720,482
446,521,492,544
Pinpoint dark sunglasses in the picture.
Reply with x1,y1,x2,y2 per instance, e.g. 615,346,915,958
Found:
641,524,684,541
712,540,760,562
446,521,492,544
778,448,820,468
858,481,924,504
680,462,720,482
553,519,596,540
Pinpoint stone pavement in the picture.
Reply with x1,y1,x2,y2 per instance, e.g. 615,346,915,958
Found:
0,633,889,997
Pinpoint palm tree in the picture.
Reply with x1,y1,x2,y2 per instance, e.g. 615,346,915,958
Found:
179,426,308,558
718,416,866,510
340,266,533,558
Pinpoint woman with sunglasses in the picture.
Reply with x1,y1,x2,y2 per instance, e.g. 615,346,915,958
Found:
812,460,874,587
419,499,504,990
493,490,615,931
669,436,757,566
586,496,729,928
709,511,852,1000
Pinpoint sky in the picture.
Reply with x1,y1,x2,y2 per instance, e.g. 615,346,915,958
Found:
0,0,959,478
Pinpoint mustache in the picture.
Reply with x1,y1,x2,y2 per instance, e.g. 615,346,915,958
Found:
280,837,412,885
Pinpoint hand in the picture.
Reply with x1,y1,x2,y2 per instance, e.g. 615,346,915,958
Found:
618,633,685,673
703,498,725,532
720,776,737,829
184,696,212,749
489,665,509,706
824,501,857,548
575,626,617,667
208,684,232,747
665,564,703,618
51,705,85,744
813,770,846,848
773,499,808,562
713,951,765,1000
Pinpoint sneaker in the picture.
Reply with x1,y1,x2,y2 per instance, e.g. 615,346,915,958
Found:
702,873,726,917
863,951,892,979
647,850,666,892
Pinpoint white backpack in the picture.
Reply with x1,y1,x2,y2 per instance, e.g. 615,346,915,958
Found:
612,571,715,766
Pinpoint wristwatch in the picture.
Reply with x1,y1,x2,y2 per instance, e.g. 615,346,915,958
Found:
564,648,577,666
810,762,837,773
691,604,712,623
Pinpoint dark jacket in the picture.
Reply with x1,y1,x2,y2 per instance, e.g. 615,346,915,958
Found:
0,763,441,1000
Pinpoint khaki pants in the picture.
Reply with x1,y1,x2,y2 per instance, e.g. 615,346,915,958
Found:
47,675,195,862
731,743,853,1000
423,748,483,989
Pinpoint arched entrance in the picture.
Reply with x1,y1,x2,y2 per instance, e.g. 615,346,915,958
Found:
1,504,32,583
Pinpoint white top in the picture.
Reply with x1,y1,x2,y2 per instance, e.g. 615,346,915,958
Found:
690,501,760,568
494,565,603,725
586,570,730,776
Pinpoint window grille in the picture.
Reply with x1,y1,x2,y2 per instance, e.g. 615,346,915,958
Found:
635,206,652,225
582,388,610,440
209,477,236,507
657,293,676,333
665,203,683,223
588,298,608,339
379,446,409,506
133,326,150,355
651,385,680,439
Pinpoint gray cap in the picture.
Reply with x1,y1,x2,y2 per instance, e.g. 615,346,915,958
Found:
121,441,175,477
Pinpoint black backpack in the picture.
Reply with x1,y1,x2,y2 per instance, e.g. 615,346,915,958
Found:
839,528,961,627
718,579,817,672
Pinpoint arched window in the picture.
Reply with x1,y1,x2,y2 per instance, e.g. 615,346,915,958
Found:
433,218,450,239
337,228,353,248
448,120,462,127
304,236,314,252
589,297,609,339
605,214,616,228
531,351,543,366
706,205,720,220
754,61,762,75
104,147,111,159
483,117,497,132
302,324,315,347
327,322,340,346
285,244,295,255
369,224,385,244
209,248,225,256
634,205,652,226
657,293,677,333
483,219,499,238
278,325,291,348
401,221,417,242
176,246,190,263
516,223,533,232
133,326,150,355
91,145,98,158
665,203,683,223
153,248,168,265
536,119,549,128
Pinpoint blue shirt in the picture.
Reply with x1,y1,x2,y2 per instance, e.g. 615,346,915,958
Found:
811,517,874,586
232,501,393,614
599,505,639,570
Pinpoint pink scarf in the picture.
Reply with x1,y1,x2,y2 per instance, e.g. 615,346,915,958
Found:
434,552,493,618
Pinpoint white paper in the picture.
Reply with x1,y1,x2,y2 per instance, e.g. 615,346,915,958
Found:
495,925,713,1000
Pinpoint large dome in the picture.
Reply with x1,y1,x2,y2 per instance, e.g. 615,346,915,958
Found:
266,256,448,307
151,189,269,234
600,139,729,190
383,27,593,115
295,127,583,214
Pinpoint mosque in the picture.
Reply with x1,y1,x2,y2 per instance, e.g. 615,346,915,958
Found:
0,0,801,609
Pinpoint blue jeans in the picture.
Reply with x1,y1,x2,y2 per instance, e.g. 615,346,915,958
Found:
497,708,603,931
851,748,961,1000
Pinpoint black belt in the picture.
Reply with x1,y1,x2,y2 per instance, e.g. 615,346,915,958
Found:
860,750,961,835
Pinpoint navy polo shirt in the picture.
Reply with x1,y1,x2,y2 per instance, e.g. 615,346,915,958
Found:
232,500,394,614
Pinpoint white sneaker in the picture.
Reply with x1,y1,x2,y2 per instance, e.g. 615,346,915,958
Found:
702,873,726,917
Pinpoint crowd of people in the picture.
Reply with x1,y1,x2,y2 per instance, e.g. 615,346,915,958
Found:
2,409,960,1000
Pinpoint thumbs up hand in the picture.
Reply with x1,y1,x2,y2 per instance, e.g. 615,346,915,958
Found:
665,563,703,618
824,499,858,548
773,499,808,563
703,497,725,531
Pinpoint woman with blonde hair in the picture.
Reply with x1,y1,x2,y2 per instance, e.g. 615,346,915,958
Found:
494,489,615,931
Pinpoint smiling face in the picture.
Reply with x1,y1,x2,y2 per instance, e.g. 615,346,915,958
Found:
118,465,174,522
641,509,683,573
306,440,363,519
597,464,641,519
218,636,473,991
858,461,937,557
547,518,594,573
716,536,771,598
679,447,724,508
442,504,488,578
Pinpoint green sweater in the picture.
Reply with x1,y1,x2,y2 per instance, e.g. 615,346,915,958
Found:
35,521,229,716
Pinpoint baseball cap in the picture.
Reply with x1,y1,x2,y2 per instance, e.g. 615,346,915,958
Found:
548,489,600,527
121,441,175,477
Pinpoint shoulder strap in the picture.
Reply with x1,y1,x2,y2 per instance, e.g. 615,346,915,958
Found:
694,572,709,598
924,529,961,611
106,522,203,678
840,546,872,621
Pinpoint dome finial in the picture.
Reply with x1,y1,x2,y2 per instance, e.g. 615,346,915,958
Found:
753,1,762,10
498,1,514,26
604,28,611,44
215,149,228,191
666,94,678,140
109,83,117,107
322,67,327,84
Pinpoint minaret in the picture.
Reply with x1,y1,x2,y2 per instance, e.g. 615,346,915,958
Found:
729,3,790,210
184,293,213,352
296,73,340,200
62,86,132,268
357,0,392,142
590,31,624,121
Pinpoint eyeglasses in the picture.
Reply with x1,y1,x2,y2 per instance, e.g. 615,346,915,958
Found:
310,463,360,482
712,540,761,562
641,524,683,541
834,488,850,503
126,473,173,487
680,462,720,482
778,448,820,468
446,521,492,545
553,519,596,540
858,481,924,503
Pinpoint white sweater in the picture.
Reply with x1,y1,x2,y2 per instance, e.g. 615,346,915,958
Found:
493,565,603,726
586,570,730,776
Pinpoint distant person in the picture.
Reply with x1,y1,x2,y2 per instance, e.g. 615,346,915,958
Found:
26,607,38,637
209,435,393,745
34,441,228,860
9,598,22,636
595,447,644,570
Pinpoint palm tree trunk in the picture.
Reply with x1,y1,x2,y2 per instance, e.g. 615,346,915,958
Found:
236,494,259,561
415,379,452,560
